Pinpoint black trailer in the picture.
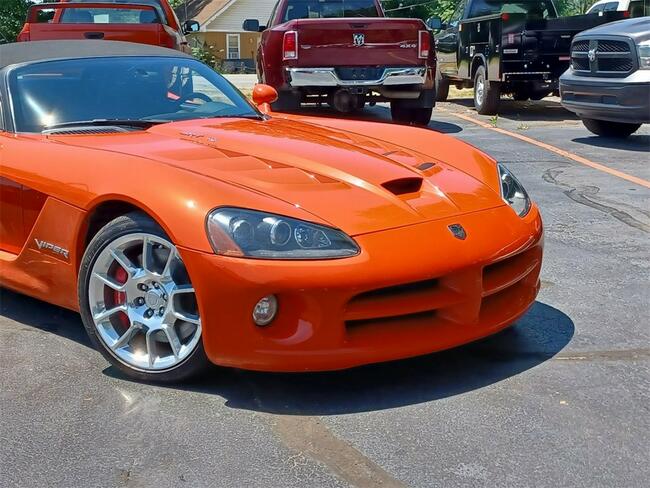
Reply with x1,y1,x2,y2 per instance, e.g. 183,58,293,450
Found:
430,0,629,114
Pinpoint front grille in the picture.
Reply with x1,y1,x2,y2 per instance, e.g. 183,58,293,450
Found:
598,57,634,72
597,40,630,53
572,40,590,52
571,57,590,71
344,246,542,340
571,37,636,78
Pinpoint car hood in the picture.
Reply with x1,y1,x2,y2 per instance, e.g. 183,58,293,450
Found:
51,117,504,235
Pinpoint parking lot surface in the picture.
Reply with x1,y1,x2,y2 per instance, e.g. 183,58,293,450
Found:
1,95,648,488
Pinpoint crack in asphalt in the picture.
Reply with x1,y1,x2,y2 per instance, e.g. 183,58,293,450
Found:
543,168,650,233
241,376,406,488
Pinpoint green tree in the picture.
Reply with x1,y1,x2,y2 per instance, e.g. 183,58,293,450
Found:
0,0,33,42
382,0,457,21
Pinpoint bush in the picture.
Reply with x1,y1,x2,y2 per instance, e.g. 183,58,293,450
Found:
0,0,32,42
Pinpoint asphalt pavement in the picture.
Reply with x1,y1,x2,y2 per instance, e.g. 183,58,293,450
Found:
1,95,648,488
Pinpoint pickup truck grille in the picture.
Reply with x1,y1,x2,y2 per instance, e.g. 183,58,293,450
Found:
571,37,636,78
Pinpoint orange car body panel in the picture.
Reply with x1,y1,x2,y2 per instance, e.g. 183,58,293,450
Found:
0,113,543,372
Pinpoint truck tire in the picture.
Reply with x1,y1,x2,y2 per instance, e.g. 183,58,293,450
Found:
435,68,450,102
272,90,301,112
582,118,641,138
473,66,500,115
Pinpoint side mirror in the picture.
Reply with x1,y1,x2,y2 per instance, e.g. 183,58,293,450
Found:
252,84,278,112
243,19,263,32
183,20,200,34
427,17,443,31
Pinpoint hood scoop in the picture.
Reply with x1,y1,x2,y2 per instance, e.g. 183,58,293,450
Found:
382,177,423,196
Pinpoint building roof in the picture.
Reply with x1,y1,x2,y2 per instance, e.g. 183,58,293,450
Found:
0,40,190,70
175,0,231,25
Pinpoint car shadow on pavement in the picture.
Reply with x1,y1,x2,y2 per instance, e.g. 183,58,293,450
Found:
444,97,579,123
572,134,650,153
1,290,574,415
125,300,572,415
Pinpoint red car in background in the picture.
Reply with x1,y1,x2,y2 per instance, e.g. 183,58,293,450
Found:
243,0,436,125
18,0,199,53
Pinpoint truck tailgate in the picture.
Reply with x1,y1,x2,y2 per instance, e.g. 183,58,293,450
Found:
21,2,165,46
292,18,426,66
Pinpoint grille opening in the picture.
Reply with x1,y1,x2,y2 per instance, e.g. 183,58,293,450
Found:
483,247,540,296
571,58,590,71
480,280,530,321
597,40,630,53
572,40,589,52
382,177,423,195
598,58,634,72
43,126,135,135
346,310,437,331
350,278,439,303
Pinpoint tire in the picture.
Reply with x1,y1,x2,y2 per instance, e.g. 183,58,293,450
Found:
272,90,301,112
473,65,500,115
582,118,641,138
435,68,450,102
78,212,209,383
390,103,433,126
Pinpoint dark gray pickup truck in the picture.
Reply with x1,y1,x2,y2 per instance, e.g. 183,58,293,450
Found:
560,17,650,138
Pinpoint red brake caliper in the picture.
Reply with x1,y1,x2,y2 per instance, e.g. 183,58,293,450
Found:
113,266,129,327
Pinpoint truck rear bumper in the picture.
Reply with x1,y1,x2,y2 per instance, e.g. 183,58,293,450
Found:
286,66,427,88
560,71,650,124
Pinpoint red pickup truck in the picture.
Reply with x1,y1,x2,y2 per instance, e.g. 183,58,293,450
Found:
244,0,436,124
17,0,199,53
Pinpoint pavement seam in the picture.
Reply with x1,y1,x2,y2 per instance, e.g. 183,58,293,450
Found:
438,107,650,189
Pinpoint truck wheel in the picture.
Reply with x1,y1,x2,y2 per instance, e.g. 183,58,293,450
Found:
272,90,301,112
582,118,641,138
390,103,432,126
435,68,450,102
473,66,500,115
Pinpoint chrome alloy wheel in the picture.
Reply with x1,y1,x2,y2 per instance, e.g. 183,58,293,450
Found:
88,233,201,372
475,76,485,106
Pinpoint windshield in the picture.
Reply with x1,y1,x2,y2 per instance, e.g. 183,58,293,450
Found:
467,0,558,19
9,57,259,133
62,0,170,24
283,0,379,21
58,7,161,24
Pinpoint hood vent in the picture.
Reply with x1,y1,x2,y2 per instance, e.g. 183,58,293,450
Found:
44,126,135,136
382,177,423,196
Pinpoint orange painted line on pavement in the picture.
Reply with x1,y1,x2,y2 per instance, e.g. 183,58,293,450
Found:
438,108,650,189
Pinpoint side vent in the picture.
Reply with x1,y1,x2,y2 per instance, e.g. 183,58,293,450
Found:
382,177,423,195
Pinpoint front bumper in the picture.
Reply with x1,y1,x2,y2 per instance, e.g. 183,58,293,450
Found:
560,70,650,124
286,66,427,88
180,204,544,372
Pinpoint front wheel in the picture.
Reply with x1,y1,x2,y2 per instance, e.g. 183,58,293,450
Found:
473,65,500,115
582,118,641,138
78,212,209,382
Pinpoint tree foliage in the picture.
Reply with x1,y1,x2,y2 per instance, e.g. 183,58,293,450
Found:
382,0,458,21
0,0,33,42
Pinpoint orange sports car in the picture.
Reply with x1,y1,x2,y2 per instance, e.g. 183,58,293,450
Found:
0,41,543,382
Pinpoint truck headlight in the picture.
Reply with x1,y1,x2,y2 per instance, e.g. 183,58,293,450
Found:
498,164,531,217
637,41,650,70
206,207,360,259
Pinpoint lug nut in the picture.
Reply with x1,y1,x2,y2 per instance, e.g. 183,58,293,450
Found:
158,307,165,316
162,293,168,301
153,282,160,289
145,309,154,319
135,297,145,306
138,283,149,291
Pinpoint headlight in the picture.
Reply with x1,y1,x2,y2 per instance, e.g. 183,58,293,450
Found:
206,207,360,259
637,41,650,70
498,164,531,217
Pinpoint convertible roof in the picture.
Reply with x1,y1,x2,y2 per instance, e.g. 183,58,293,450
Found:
0,40,192,70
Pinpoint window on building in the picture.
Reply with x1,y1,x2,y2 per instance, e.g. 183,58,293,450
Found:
226,34,240,60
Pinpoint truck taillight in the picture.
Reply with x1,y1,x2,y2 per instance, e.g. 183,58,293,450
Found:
418,30,430,59
283,31,298,60
17,26,30,42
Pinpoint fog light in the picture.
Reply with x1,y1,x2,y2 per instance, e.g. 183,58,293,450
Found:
253,295,278,326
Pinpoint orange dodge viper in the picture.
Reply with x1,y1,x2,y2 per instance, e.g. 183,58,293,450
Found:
0,41,543,382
